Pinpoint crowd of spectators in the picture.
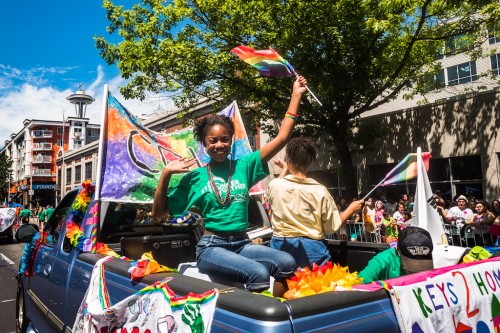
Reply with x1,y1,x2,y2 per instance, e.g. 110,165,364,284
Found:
332,192,500,248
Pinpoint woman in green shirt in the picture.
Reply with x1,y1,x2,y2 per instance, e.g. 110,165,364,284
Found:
153,76,308,296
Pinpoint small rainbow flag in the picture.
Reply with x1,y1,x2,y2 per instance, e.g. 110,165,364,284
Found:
231,45,295,77
381,152,431,186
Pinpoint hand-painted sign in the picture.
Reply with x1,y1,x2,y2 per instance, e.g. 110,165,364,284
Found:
388,257,500,332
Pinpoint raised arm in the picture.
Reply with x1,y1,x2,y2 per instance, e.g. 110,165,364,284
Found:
273,158,288,178
260,76,307,164
152,158,196,219
340,200,364,223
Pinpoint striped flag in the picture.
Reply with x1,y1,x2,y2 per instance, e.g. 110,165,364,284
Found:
381,152,431,186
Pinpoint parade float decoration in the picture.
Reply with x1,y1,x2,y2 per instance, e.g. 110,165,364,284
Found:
72,257,219,333
283,261,362,299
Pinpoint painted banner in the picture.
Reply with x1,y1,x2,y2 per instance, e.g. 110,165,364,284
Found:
0,208,16,232
386,257,500,333
97,88,263,203
73,256,218,333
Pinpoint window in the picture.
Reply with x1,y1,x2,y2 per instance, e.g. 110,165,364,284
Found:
447,61,477,86
57,127,63,135
488,26,500,45
75,165,82,183
85,162,92,180
491,54,500,76
57,139,63,146
428,69,445,91
66,168,72,185
87,129,97,137
444,34,472,55
247,135,256,151
368,155,483,202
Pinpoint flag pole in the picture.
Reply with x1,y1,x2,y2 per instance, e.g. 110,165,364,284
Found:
292,71,323,106
304,86,323,106
362,178,386,201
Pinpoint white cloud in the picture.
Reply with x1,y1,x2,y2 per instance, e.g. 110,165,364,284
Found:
0,64,174,147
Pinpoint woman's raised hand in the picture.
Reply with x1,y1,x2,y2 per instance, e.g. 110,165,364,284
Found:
165,157,197,174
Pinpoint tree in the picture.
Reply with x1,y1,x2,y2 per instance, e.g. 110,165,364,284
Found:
0,152,12,199
95,0,499,196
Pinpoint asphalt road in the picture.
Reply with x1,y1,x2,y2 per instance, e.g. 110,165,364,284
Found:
0,241,26,333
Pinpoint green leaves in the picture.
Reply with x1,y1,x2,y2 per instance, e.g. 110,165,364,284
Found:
0,152,12,197
95,0,499,194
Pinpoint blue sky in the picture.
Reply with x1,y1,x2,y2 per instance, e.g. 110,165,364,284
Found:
0,0,168,147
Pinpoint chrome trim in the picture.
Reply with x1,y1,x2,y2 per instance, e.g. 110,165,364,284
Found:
27,289,65,332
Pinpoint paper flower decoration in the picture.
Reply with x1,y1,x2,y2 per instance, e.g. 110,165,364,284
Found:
283,262,362,300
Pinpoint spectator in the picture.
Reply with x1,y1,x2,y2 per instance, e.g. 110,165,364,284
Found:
467,200,495,247
468,197,477,214
393,202,407,229
491,199,500,218
444,195,473,228
19,205,32,224
37,207,44,228
358,227,434,283
382,212,398,244
362,198,376,241
384,197,397,215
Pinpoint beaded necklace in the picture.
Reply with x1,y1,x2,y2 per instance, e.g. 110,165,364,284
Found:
206,159,233,206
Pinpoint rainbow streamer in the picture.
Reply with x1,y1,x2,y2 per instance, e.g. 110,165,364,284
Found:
99,93,264,203
381,152,431,186
99,257,113,309
376,279,393,291
231,45,295,77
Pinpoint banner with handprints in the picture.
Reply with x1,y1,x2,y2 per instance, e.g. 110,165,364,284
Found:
72,256,218,333
98,89,264,203
0,208,16,232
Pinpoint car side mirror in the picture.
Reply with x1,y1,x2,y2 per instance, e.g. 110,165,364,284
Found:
15,224,39,243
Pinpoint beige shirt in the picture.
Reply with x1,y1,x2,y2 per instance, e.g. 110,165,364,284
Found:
266,175,342,239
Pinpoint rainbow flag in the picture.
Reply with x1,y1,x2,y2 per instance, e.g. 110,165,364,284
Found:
381,152,431,186
96,88,264,203
231,45,295,77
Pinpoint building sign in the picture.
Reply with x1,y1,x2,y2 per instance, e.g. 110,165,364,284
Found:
32,184,55,190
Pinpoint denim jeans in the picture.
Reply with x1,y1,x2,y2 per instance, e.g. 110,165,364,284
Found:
270,236,331,269
196,235,297,291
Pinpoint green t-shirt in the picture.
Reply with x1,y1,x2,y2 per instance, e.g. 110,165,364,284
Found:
20,209,32,218
45,207,55,221
358,248,405,283
167,150,269,233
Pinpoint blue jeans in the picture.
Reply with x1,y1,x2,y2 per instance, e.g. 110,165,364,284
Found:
270,236,331,269
196,235,297,291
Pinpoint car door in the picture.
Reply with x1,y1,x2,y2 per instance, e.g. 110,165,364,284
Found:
27,189,78,332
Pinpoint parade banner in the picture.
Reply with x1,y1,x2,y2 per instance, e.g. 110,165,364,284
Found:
97,87,263,203
0,208,16,232
387,257,500,333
